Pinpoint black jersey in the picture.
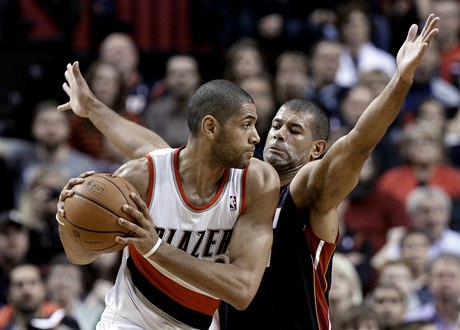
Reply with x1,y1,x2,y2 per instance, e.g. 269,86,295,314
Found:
219,186,336,330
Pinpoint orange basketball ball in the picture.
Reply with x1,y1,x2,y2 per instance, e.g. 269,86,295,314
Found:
63,173,138,253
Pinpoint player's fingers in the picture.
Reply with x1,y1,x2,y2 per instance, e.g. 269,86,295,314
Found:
129,193,150,216
57,101,71,112
62,82,71,96
121,204,152,230
78,170,95,178
64,67,73,85
59,189,74,202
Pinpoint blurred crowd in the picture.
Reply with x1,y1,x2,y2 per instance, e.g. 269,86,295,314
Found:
1,0,460,329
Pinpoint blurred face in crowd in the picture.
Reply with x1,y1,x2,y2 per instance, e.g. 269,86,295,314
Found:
90,62,123,108
0,223,29,265
166,55,201,100
410,196,449,242
429,256,460,302
378,262,413,295
46,263,83,305
403,123,443,166
372,285,406,328
99,33,139,80
310,41,341,86
340,85,373,127
275,53,309,103
32,106,69,150
400,231,430,275
340,9,371,47
8,265,45,314
231,47,264,83
240,76,275,135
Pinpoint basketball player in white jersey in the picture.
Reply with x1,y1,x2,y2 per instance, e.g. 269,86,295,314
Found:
56,78,280,329
58,13,439,329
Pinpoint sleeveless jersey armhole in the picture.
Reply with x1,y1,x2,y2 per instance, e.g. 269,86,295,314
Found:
240,166,249,214
145,153,155,208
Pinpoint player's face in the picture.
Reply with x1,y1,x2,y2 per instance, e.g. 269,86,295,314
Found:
263,107,315,172
211,103,259,168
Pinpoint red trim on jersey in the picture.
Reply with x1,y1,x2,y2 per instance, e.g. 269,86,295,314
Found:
240,166,249,214
128,245,220,315
145,153,155,208
305,228,336,330
173,148,230,211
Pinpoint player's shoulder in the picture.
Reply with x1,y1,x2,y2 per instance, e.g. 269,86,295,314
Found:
247,158,279,187
113,157,150,199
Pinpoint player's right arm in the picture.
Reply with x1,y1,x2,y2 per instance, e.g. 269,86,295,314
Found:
58,62,170,159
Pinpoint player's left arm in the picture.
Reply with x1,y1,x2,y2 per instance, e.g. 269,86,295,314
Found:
59,62,170,159
117,158,280,310
291,14,439,243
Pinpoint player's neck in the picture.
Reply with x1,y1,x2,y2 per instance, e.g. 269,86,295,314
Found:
176,145,226,206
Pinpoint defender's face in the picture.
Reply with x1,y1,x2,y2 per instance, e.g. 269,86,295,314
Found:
263,107,314,171
211,103,259,168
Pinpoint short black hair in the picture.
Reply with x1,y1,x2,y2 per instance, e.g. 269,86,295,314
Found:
282,99,330,141
187,79,254,137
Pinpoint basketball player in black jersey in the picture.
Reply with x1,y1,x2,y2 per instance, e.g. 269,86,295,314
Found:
57,14,439,330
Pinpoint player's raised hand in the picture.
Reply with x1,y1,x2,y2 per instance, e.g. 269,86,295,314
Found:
57,61,98,118
396,13,440,83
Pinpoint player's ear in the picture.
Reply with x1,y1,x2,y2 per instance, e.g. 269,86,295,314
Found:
202,115,220,139
311,140,327,159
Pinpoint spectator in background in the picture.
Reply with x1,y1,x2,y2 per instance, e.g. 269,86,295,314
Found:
0,264,78,330
376,259,422,315
370,283,407,330
336,304,384,330
306,39,346,119
0,210,29,306
375,120,460,214
395,320,436,330
402,41,460,120
81,252,122,318
404,253,460,330
329,253,364,329
98,32,151,116
17,165,68,266
373,186,460,273
238,74,276,160
142,54,201,148
417,99,448,135
45,254,102,330
334,1,396,88
342,153,411,259
399,229,433,306
69,60,137,166
358,69,403,171
433,0,460,85
0,99,106,206
222,37,270,85
218,1,340,56
273,50,309,107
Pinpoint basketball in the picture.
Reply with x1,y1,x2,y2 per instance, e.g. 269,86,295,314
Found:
62,173,139,253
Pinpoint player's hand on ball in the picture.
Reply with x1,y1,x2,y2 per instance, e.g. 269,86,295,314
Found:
116,192,160,256
56,171,95,224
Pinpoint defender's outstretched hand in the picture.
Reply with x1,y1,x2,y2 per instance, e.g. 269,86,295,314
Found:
58,61,98,118
396,13,440,83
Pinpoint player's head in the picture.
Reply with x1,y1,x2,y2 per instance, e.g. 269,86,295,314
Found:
263,99,329,173
188,79,259,168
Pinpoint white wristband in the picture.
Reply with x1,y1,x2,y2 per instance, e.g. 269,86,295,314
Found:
142,238,162,259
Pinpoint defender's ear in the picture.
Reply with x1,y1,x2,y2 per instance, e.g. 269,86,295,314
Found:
311,140,327,159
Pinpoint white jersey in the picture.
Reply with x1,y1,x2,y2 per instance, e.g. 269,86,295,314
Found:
100,148,248,330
